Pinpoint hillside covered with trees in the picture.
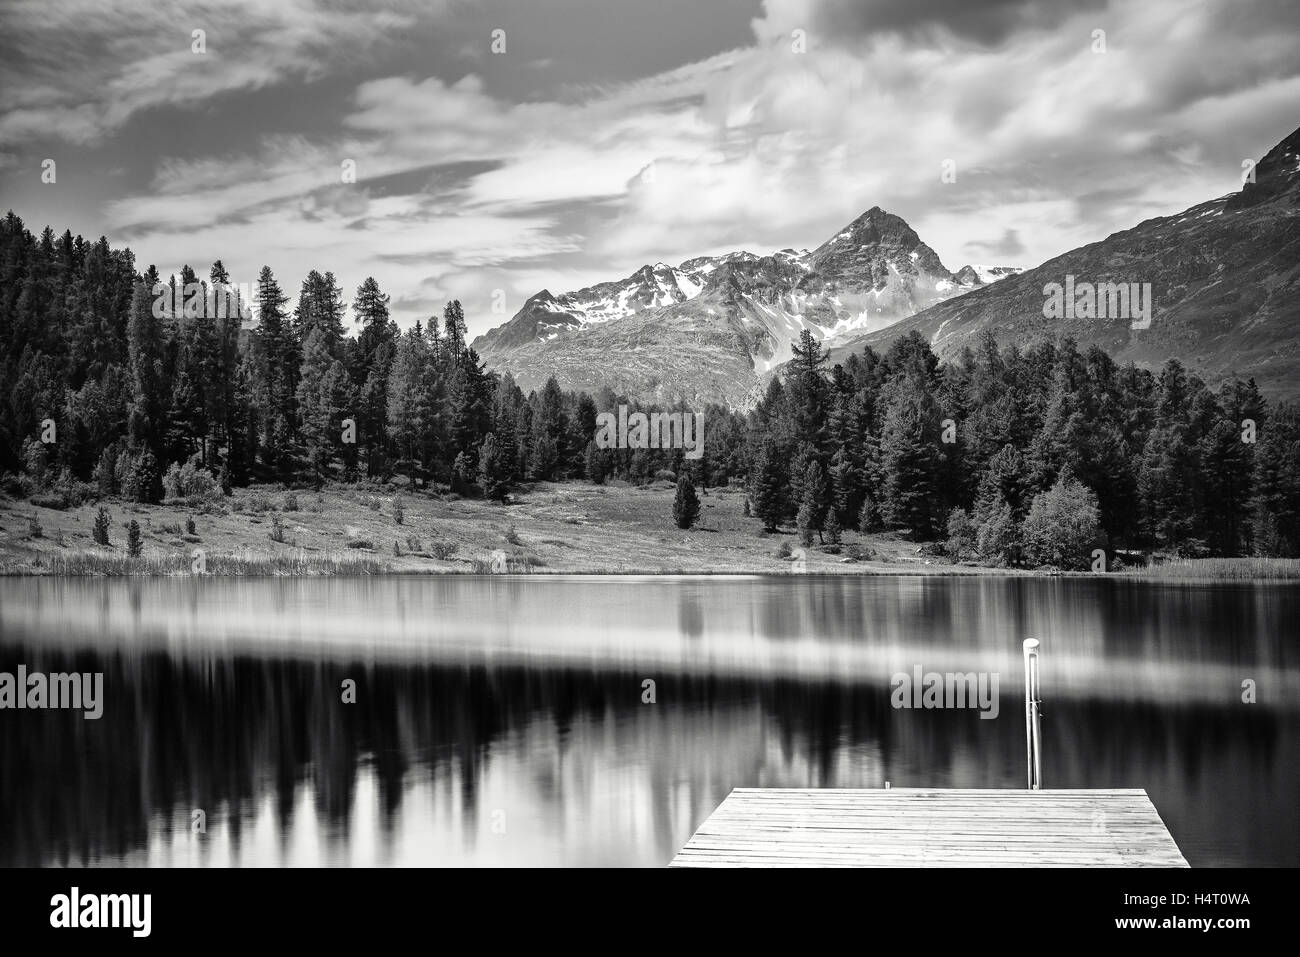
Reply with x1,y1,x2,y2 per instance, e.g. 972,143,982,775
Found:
3,212,1299,571
749,329,1300,567
0,212,730,507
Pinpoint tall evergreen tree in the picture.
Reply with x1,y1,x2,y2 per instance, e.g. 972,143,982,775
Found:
795,459,828,545
297,327,354,481
125,280,161,449
385,328,434,486
750,438,788,533
673,473,701,529
252,266,298,477
295,269,347,352
477,432,511,502
879,372,945,538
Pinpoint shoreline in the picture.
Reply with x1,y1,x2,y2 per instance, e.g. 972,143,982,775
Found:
5,566,1295,582
3,482,1297,581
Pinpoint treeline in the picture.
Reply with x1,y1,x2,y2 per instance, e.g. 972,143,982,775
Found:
745,329,1300,565
0,213,748,505
6,212,1298,566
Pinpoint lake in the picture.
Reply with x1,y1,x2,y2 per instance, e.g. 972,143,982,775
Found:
1,575,1296,867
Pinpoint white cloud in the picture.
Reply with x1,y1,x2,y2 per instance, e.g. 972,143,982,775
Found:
22,0,1298,337
0,0,428,144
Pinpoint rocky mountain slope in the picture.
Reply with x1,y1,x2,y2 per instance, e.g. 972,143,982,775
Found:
829,125,1300,400
472,207,1018,406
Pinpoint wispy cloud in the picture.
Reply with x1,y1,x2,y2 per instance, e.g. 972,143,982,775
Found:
0,0,429,144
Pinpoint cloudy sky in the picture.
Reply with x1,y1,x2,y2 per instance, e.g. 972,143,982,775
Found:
1,0,1298,337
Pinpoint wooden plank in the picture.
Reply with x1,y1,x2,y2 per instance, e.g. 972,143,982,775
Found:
671,788,1189,868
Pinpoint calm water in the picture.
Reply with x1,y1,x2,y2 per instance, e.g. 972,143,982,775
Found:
1,575,1297,867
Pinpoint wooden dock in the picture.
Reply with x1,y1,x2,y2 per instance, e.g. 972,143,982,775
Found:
671,788,1189,867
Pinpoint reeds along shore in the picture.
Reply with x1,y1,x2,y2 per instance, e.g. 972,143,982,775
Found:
1122,557,1300,580
23,550,387,577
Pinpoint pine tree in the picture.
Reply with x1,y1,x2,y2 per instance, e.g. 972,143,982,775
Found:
857,491,881,533
294,270,347,351
448,353,493,460
131,450,163,504
973,444,1029,524
253,266,298,477
360,342,396,477
796,499,816,547
93,506,111,546
797,459,828,544
126,520,142,557
385,329,433,486
530,432,559,480
225,363,256,486
209,259,241,465
1198,416,1252,555
787,442,818,518
1137,424,1201,549
787,330,831,452
491,374,523,475
513,402,533,480
572,393,599,475
584,440,605,484
824,508,842,545
443,300,468,364
126,280,161,448
297,328,353,480
94,445,117,496
451,451,474,493
478,432,511,502
750,438,788,532
673,473,700,529
879,372,944,538
828,446,859,527
530,377,567,479
165,368,203,463
354,276,393,362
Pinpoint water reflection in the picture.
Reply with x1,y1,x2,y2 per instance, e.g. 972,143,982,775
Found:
0,576,1296,866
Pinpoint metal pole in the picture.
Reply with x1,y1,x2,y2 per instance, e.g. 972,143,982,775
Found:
1023,639,1042,790
1030,648,1042,789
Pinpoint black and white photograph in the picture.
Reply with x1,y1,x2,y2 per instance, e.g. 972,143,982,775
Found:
0,0,1295,935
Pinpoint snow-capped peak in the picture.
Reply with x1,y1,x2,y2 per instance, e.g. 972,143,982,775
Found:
476,206,1015,358
954,264,1023,286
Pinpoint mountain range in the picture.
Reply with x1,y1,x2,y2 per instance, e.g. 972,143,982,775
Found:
473,122,1300,406
471,208,1019,407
